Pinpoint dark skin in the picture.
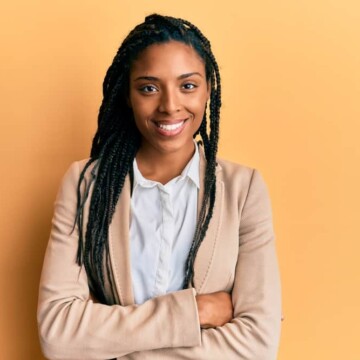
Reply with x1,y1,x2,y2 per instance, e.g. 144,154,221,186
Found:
196,292,233,328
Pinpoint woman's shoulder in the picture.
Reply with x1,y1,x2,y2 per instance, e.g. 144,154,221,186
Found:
217,157,255,181
59,158,97,188
65,158,97,174
216,157,269,196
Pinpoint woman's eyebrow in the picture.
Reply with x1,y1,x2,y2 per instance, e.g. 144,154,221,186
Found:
134,76,159,82
178,72,203,79
134,72,203,82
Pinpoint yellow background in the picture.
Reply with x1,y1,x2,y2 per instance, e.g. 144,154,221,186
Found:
1,1,359,359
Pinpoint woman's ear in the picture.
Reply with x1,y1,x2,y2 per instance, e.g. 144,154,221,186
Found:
206,80,211,101
126,97,132,108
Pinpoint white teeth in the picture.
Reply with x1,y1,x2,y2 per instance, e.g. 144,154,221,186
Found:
158,121,184,131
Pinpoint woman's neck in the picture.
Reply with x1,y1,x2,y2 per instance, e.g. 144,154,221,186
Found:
135,142,196,185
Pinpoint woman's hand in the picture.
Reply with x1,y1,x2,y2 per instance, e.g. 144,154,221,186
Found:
195,291,233,328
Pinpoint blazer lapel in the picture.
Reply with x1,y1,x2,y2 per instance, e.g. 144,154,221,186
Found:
193,148,224,293
109,174,135,306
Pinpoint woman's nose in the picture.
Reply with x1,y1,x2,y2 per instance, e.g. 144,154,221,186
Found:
158,89,181,114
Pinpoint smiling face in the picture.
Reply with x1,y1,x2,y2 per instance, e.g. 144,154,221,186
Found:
128,41,210,159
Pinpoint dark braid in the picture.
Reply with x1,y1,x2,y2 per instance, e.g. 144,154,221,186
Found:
75,14,222,305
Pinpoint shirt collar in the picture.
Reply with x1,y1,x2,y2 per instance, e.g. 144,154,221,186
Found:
133,141,200,189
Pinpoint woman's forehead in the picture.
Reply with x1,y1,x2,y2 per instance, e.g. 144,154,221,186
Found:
130,41,206,78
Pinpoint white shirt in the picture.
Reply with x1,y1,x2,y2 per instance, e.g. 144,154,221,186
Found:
129,143,200,304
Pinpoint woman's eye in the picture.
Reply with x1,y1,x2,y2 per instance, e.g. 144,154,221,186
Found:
139,85,158,93
182,83,197,90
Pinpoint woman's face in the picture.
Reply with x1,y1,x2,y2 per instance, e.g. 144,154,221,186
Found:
128,41,210,157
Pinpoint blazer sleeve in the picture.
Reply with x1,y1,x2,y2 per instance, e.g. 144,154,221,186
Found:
37,161,201,360
129,169,282,360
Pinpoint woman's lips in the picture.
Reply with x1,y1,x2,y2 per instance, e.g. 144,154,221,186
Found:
153,119,188,136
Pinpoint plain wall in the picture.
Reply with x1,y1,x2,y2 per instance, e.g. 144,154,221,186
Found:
1,0,359,359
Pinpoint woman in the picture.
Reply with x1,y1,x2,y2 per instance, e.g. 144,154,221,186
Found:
37,14,281,360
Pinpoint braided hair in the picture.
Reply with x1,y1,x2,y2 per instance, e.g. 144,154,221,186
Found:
75,14,222,305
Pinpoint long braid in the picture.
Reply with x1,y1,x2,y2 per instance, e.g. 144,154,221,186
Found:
75,14,222,305
167,17,222,287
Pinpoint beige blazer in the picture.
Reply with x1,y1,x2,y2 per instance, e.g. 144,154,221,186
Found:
37,148,282,360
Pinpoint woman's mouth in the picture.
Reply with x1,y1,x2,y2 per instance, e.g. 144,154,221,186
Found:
154,119,188,136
